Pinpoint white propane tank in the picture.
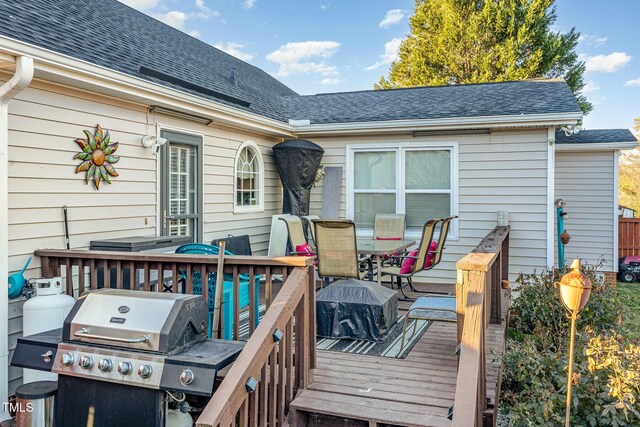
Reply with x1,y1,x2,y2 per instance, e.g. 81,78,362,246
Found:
166,409,193,427
22,277,75,383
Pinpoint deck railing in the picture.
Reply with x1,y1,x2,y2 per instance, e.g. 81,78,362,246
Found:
452,226,510,427
34,249,316,425
35,249,315,341
196,266,315,427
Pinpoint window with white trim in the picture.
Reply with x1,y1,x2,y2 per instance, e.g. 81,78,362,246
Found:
234,141,264,213
348,143,458,238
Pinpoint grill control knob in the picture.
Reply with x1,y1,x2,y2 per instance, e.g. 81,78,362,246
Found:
98,359,112,372
179,369,194,385
79,355,94,370
61,353,74,366
138,364,153,379
117,361,132,375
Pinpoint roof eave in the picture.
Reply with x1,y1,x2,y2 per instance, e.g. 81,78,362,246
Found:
292,112,582,136
556,141,639,151
0,36,295,138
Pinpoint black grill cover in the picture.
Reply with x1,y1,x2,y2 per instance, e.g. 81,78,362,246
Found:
316,279,398,342
272,139,324,217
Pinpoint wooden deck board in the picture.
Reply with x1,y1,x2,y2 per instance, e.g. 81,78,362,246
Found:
289,283,512,426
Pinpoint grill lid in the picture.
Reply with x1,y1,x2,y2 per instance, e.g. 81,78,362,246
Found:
63,289,208,354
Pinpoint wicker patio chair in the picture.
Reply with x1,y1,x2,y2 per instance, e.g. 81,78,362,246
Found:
380,216,458,300
313,219,371,287
373,213,406,240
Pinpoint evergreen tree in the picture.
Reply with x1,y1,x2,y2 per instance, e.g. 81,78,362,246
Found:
377,0,592,114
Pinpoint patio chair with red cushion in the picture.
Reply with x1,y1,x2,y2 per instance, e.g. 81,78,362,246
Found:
380,216,457,300
279,215,316,260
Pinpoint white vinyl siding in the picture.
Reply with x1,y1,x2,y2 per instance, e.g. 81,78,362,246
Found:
5,79,281,394
555,150,616,272
307,129,551,283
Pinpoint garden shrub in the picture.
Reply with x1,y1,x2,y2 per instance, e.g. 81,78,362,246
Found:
501,263,640,426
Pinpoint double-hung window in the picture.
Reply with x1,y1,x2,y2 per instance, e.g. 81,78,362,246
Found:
347,143,458,239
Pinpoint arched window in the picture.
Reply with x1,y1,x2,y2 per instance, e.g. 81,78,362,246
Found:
234,141,264,212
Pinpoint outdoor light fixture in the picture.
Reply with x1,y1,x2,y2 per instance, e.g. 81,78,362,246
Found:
555,258,592,427
141,135,168,155
560,124,582,137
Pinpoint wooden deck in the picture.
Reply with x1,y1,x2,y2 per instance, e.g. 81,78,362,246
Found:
290,283,511,427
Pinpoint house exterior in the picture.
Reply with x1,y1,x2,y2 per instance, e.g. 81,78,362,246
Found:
0,0,637,407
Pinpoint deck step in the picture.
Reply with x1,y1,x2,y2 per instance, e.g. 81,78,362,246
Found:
289,389,451,427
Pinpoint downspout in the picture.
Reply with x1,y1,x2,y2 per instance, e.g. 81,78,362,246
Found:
547,127,556,269
0,56,33,421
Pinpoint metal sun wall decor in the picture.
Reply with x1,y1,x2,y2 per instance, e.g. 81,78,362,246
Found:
74,124,120,190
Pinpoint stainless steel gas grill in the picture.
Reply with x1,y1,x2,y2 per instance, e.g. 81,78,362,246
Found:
12,289,245,427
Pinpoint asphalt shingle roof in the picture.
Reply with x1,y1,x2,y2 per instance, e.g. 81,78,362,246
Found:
0,0,583,125
0,0,297,121
286,80,581,124
555,129,638,144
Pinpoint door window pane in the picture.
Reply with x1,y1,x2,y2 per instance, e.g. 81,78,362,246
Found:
354,151,396,189
406,150,450,189
405,193,450,233
169,145,196,237
354,194,396,228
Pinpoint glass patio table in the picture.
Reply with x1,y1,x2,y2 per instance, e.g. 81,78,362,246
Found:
357,238,417,285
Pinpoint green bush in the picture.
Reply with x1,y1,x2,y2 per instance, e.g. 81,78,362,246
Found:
509,262,622,350
502,329,640,426
501,264,640,426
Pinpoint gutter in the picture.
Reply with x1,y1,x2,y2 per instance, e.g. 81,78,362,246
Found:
292,112,583,136
0,55,33,420
555,141,638,151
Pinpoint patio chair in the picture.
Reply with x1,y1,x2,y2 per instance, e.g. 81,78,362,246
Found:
175,243,260,339
380,216,457,299
279,215,315,256
301,214,320,246
373,213,406,240
398,294,457,355
312,219,371,286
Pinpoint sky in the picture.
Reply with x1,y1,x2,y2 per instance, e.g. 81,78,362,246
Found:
119,0,639,131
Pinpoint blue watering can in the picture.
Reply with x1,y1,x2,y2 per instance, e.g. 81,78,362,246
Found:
8,256,31,299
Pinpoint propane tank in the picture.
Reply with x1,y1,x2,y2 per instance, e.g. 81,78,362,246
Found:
22,277,74,383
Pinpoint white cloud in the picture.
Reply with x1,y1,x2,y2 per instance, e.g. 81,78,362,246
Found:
213,42,253,61
267,41,341,77
188,30,200,37
276,62,338,77
153,11,188,30
582,80,600,94
578,34,608,47
626,77,640,86
267,41,340,63
118,0,159,10
320,78,341,85
319,4,330,10
379,9,406,29
366,38,402,70
243,0,256,9
583,52,631,73
194,0,219,19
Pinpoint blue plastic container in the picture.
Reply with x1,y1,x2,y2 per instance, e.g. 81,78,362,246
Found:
176,244,260,339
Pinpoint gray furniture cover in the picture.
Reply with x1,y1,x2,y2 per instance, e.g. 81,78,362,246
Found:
316,279,398,341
